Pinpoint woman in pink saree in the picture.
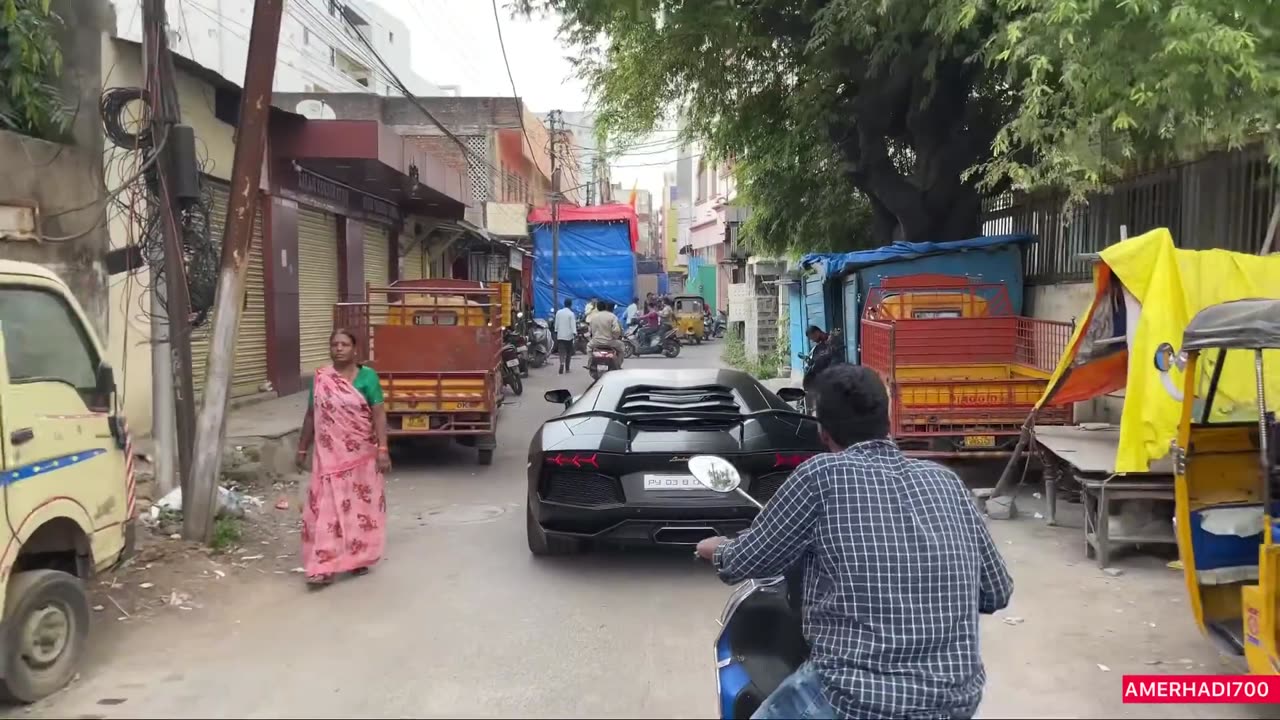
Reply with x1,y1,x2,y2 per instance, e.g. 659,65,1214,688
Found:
295,328,391,587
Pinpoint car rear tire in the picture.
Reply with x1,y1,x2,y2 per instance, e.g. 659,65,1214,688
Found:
526,505,582,556
477,449,494,465
0,569,89,704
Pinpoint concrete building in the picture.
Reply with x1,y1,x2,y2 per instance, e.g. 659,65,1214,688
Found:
0,0,111,335
560,111,608,204
684,154,747,314
113,0,448,97
93,46,472,435
661,171,685,286
271,93,577,250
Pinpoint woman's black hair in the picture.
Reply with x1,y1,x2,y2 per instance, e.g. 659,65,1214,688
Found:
330,327,359,346
813,363,890,447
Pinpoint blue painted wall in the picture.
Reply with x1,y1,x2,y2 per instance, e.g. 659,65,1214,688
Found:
788,283,804,375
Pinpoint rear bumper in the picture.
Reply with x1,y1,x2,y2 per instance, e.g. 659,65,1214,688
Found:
533,498,757,545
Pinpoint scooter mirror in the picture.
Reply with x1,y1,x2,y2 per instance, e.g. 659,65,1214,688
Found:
688,455,742,494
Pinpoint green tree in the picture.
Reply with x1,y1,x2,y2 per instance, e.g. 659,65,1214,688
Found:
519,0,1280,250
0,0,68,141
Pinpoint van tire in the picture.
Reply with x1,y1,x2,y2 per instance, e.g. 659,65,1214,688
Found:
0,569,90,703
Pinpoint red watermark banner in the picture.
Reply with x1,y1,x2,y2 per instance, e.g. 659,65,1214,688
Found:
1123,675,1277,703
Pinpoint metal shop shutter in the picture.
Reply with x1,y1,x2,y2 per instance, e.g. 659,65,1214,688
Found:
190,182,268,399
402,239,425,280
362,222,392,295
297,206,340,375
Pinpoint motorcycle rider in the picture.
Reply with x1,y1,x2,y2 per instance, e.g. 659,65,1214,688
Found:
586,300,625,368
803,325,842,406
624,296,640,326
634,301,661,349
695,364,1013,720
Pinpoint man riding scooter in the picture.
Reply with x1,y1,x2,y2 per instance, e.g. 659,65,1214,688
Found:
585,300,625,370
695,364,1013,720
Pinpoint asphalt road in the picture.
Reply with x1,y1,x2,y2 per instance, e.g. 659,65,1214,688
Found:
14,342,1273,719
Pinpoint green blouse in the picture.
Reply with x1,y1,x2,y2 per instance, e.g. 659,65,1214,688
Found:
307,365,384,408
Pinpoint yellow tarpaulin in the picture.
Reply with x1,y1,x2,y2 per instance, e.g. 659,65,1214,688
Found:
1038,228,1280,473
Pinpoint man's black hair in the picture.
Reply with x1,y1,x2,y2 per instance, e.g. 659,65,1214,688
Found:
807,325,825,336
563,298,573,308
813,363,890,448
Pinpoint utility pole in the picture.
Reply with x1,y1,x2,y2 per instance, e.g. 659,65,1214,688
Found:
186,0,285,542
548,109,562,308
142,0,196,499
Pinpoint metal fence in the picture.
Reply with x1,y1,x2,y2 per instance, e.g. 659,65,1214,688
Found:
982,144,1278,284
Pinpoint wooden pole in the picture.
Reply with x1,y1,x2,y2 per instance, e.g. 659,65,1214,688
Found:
185,0,285,542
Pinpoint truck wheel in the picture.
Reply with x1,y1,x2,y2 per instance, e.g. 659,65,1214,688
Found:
0,569,90,703
526,505,581,556
478,448,494,466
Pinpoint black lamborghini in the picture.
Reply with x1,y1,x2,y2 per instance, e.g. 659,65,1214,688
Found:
526,368,824,556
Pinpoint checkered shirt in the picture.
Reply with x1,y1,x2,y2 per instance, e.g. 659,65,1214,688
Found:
713,439,1013,719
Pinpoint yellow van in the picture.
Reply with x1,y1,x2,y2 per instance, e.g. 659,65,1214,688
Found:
0,260,134,702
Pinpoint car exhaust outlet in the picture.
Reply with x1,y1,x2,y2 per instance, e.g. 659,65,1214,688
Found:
653,526,718,545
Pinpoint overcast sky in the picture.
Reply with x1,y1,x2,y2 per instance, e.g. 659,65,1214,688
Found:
372,0,677,199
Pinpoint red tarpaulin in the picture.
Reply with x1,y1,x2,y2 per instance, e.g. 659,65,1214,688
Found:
528,203,639,251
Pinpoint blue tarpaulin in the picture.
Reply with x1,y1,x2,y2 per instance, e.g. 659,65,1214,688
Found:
532,219,636,319
800,234,1035,281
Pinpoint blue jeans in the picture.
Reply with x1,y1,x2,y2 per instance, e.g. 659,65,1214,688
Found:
752,663,837,720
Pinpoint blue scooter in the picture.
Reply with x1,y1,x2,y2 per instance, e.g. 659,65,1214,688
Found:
687,456,809,720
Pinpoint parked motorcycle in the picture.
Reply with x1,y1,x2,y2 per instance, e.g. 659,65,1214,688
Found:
528,315,552,369
586,344,621,380
687,455,808,720
711,311,727,339
503,326,530,378
500,338,524,396
624,323,681,358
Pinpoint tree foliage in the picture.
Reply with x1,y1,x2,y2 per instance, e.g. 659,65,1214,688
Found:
0,0,69,141
518,0,1280,252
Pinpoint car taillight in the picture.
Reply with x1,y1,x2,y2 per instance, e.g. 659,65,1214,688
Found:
545,452,600,469
773,453,812,469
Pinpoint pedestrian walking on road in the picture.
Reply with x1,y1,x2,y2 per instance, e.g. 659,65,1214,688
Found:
554,298,577,374
296,328,391,588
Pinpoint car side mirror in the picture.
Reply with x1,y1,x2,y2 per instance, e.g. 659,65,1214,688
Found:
777,387,805,403
96,362,116,396
544,389,572,407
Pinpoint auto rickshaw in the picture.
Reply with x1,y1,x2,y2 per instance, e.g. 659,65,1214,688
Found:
1156,298,1280,673
674,295,707,344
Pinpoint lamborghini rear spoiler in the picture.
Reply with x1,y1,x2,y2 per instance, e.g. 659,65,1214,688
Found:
556,408,814,450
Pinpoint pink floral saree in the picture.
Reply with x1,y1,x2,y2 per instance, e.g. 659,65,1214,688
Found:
301,365,386,578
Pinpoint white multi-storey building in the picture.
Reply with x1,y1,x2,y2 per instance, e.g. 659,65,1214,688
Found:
114,0,451,96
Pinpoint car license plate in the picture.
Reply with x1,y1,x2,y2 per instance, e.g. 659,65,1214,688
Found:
506,358,521,367
403,415,430,430
964,435,996,448
644,474,702,491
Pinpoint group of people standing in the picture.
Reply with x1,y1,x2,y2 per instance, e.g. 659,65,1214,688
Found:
550,293,678,374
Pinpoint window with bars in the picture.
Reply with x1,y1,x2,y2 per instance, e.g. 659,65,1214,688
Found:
465,136,490,203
